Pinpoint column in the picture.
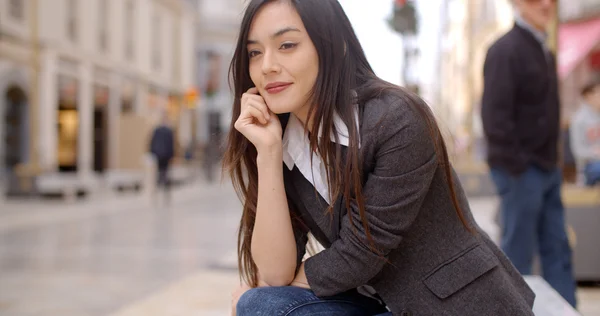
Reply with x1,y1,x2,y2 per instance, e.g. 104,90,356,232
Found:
38,49,58,171
78,62,93,179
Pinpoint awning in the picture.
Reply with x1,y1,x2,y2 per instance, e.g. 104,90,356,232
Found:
558,17,600,79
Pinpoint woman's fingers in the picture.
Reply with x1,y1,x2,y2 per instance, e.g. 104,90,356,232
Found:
245,103,268,124
235,105,267,133
231,283,252,315
240,99,269,124
242,93,270,121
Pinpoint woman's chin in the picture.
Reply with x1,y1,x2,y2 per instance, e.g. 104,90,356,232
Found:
265,104,294,115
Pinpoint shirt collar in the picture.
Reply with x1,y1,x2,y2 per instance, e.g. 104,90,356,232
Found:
282,107,359,171
514,13,548,46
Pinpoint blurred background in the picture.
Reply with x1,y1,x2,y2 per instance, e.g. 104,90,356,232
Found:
0,0,599,315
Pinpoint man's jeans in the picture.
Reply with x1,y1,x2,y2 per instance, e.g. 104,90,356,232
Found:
584,160,600,186
490,166,577,307
236,286,390,315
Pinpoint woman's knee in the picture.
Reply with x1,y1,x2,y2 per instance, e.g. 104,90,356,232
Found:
236,286,314,315
235,287,264,314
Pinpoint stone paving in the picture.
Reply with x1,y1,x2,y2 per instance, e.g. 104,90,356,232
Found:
1,179,599,316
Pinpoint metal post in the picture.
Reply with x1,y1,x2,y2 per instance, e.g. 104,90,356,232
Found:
465,0,475,158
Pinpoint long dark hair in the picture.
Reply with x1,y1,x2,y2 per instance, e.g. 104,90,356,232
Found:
223,0,470,288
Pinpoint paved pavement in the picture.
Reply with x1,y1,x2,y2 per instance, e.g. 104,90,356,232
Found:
1,178,598,315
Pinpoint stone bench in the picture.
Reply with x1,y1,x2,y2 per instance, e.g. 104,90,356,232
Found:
562,185,600,282
36,173,97,201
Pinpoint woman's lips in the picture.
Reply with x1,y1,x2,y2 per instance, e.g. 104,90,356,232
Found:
265,83,292,94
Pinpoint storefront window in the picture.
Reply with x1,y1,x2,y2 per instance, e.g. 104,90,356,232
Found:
57,76,78,172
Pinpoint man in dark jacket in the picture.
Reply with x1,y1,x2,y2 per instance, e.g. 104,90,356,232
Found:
150,115,175,204
481,0,577,307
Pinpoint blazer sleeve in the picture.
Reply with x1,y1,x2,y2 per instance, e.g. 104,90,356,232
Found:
481,44,526,175
304,98,438,297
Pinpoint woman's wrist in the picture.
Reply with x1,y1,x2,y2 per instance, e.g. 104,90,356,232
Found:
257,145,283,166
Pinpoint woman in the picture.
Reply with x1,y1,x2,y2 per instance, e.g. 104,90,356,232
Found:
223,0,535,315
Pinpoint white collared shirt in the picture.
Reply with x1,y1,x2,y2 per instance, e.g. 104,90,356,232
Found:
282,110,358,204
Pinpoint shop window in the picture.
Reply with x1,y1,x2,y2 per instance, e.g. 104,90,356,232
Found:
67,0,78,42
125,0,135,61
152,13,162,70
57,76,78,172
9,0,24,21
98,0,109,52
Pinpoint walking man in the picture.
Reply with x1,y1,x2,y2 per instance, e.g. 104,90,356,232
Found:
150,113,175,205
481,0,577,307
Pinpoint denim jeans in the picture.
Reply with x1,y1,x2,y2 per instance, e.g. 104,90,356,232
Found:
490,166,577,307
584,160,600,186
236,286,390,316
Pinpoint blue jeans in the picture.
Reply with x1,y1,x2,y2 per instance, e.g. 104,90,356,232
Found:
490,166,577,307
584,160,600,186
236,286,390,316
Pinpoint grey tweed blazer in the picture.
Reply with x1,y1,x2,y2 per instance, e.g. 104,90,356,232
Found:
282,93,535,316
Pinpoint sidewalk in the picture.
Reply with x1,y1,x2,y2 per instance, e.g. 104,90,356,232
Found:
0,176,227,233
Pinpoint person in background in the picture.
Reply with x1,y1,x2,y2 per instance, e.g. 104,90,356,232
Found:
481,0,577,307
570,78,600,186
149,113,175,204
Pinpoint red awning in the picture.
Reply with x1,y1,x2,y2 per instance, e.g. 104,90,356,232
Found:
558,17,600,79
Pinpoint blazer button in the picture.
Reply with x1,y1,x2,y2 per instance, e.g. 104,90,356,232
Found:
401,311,413,316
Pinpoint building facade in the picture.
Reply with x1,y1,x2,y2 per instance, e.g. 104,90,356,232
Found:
437,0,514,161
0,0,196,194
558,0,600,122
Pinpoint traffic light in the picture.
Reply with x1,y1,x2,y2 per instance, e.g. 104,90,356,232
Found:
390,0,418,35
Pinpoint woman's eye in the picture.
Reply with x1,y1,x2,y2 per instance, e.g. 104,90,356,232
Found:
248,50,261,58
280,43,297,50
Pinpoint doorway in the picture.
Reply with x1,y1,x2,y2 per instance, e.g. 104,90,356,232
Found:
93,85,109,173
93,108,107,173
4,86,28,175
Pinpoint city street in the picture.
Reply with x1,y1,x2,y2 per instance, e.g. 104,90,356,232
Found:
0,178,599,315
0,179,240,315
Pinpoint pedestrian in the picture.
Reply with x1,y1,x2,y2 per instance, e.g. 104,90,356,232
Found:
570,78,600,186
481,0,577,307
149,113,175,205
223,0,535,315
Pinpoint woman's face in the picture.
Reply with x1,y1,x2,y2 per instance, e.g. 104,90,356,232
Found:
247,1,319,118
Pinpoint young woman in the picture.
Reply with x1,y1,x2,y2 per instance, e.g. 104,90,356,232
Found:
223,0,535,315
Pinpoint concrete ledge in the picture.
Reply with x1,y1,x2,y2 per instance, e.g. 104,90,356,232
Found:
524,275,581,316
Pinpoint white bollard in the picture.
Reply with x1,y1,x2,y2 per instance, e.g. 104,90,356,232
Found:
142,154,158,205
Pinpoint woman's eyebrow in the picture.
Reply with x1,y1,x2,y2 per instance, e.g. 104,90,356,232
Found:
248,26,301,45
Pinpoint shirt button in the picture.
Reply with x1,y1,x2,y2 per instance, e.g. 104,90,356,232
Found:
401,311,413,316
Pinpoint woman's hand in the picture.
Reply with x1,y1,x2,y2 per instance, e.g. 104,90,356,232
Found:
231,282,252,316
230,277,271,315
290,262,311,289
234,87,283,154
